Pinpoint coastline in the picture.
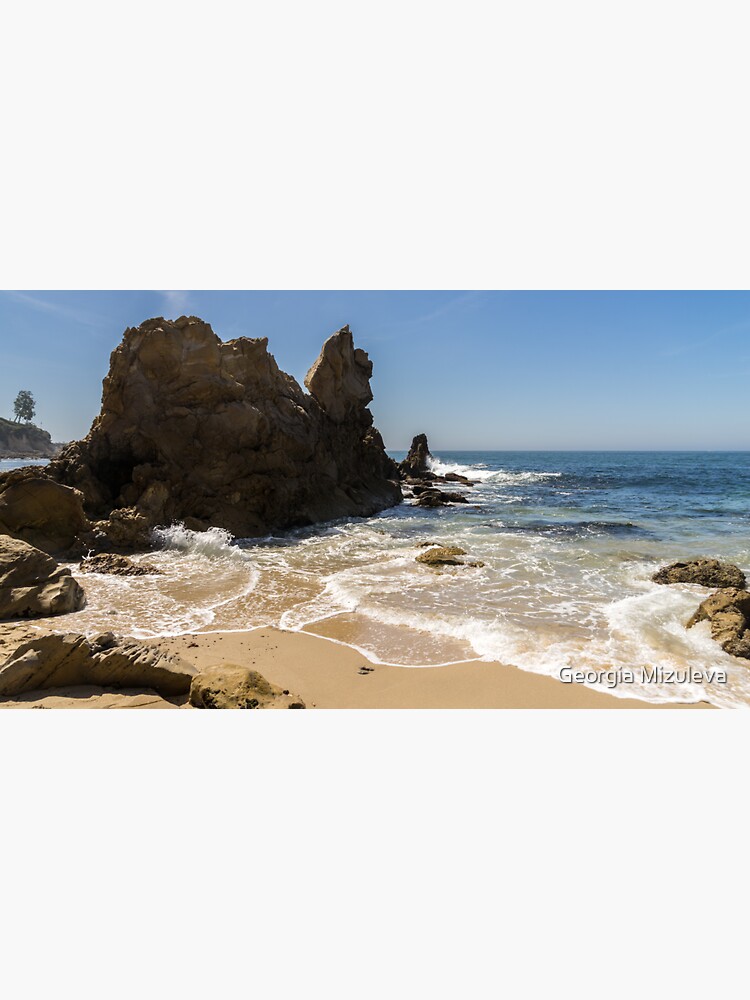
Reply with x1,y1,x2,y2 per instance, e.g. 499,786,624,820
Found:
151,627,713,709
0,618,715,709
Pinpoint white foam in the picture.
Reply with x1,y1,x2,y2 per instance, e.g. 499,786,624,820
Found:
427,456,563,487
427,456,496,481
54,498,750,708
151,523,251,562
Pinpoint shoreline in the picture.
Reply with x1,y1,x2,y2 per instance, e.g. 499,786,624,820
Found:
0,618,718,710
151,627,713,709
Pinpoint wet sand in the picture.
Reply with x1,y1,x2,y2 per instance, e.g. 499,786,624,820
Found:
154,626,713,709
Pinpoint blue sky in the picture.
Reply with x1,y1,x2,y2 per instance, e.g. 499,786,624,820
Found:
0,290,748,450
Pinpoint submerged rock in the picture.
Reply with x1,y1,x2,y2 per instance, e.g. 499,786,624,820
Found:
0,317,402,551
0,536,86,620
414,490,469,508
0,632,195,698
415,544,484,569
190,665,306,709
653,559,746,590
416,546,468,566
79,553,161,577
687,588,750,660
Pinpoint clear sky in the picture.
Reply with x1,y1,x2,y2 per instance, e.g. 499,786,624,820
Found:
0,290,748,451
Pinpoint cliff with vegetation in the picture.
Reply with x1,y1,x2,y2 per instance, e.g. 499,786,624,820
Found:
0,417,58,459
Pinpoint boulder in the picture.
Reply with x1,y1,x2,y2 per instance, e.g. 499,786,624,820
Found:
0,632,196,698
0,470,90,554
1,317,401,549
79,553,161,576
653,559,746,590
400,433,432,478
189,664,306,709
687,588,750,659
0,536,86,620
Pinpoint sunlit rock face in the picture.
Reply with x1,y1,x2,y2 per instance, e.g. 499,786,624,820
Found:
40,317,401,548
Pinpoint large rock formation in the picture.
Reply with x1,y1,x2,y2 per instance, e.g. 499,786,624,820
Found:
398,432,474,507
653,559,746,590
0,536,86,620
0,317,402,551
400,433,432,478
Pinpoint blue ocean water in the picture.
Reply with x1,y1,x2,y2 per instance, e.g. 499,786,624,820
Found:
9,451,750,707
0,458,50,473
397,450,750,553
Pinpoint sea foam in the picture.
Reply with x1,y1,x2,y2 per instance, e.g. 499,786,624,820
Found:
151,523,251,562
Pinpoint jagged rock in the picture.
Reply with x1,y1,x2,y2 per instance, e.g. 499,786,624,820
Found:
190,665,306,709
93,508,152,551
416,546,468,566
400,433,432,478
304,327,374,423
653,559,746,590
0,632,196,698
0,536,86,620
0,470,90,554
687,588,750,659
0,317,401,550
444,472,475,486
414,490,469,508
79,553,161,576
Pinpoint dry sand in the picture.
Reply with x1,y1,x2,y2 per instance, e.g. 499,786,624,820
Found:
0,620,714,709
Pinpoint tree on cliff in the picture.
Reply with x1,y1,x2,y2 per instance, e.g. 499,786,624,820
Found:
13,390,36,423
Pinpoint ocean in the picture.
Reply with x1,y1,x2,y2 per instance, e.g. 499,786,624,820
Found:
4,452,750,707
0,458,50,472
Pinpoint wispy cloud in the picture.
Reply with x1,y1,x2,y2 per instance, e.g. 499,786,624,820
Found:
160,290,191,315
366,291,488,342
660,317,750,357
404,291,486,327
1,291,107,328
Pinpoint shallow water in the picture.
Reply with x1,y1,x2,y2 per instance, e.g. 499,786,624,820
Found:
55,451,750,708
0,458,50,472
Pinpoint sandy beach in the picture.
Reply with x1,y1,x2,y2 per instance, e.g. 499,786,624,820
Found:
152,626,712,709
0,619,713,708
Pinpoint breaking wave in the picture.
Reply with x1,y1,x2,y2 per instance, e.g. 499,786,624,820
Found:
56,451,750,707
151,523,252,563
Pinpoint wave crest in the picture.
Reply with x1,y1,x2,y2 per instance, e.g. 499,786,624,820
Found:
151,523,250,562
